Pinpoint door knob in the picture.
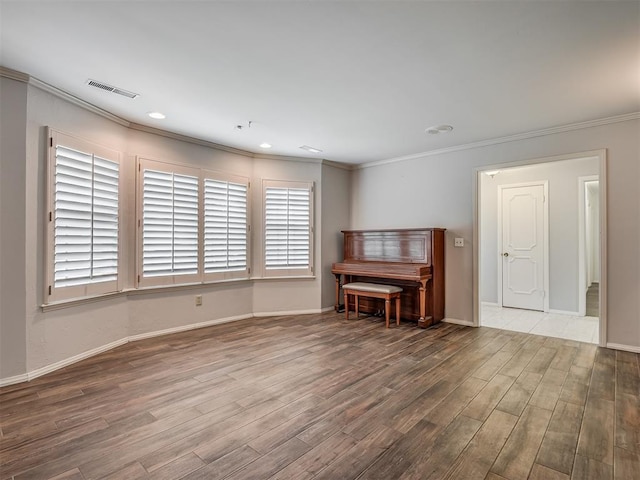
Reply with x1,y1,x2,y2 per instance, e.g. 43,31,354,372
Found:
503,252,509,257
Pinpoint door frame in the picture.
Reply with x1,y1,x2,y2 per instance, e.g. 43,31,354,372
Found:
497,181,549,312
578,175,600,317
472,149,608,347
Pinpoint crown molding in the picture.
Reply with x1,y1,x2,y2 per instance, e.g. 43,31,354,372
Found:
0,65,29,82
252,152,323,164
32,79,131,128
321,159,354,171
128,122,254,157
358,111,640,170
5,66,634,171
2,66,131,127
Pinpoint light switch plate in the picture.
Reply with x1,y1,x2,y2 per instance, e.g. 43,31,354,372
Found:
454,237,464,247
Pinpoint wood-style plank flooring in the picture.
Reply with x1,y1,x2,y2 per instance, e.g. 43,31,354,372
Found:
1,312,638,480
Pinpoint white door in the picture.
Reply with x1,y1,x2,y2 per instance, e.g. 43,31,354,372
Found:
501,184,545,311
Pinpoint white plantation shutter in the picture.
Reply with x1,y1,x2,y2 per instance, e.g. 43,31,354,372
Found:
47,131,121,302
54,148,119,287
264,181,313,275
142,167,199,280
54,146,94,287
91,157,119,281
204,177,248,277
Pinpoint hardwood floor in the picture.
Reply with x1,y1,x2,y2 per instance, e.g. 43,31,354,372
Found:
1,312,638,480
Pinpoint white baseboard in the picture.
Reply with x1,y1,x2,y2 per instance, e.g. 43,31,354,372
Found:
548,309,580,316
253,308,327,317
0,309,340,387
27,338,129,383
0,313,255,387
321,306,335,313
443,318,475,327
481,302,499,307
128,314,254,342
606,343,640,354
0,373,29,388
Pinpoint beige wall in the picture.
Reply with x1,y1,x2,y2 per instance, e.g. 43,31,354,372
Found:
0,78,351,383
0,77,28,378
351,119,640,349
321,163,351,309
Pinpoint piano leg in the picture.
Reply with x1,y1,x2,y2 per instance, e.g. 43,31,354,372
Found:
417,279,433,328
334,274,342,312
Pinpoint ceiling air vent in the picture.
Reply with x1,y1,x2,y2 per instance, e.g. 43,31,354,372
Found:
86,79,139,99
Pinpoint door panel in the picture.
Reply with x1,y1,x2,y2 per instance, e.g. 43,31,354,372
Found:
502,185,544,311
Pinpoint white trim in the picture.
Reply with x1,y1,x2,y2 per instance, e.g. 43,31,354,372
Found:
578,175,600,317
358,112,639,169
27,338,129,384
0,313,255,387
0,65,30,82
253,308,327,317
130,123,253,158
597,152,608,347
321,159,354,171
606,343,640,354
30,77,130,127
473,167,480,327
0,373,30,388
497,180,550,313
549,309,581,317
128,314,253,342
250,275,316,281
481,302,500,307
443,318,474,327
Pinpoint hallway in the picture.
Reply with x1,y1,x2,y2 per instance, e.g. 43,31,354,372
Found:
481,304,599,344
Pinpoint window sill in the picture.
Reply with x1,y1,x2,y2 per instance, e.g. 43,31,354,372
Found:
251,275,316,281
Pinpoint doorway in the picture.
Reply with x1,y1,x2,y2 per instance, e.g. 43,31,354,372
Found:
579,176,600,317
475,152,606,346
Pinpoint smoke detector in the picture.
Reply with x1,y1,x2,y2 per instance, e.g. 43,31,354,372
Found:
425,124,453,135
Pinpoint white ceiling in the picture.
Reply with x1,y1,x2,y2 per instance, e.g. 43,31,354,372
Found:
1,1,638,164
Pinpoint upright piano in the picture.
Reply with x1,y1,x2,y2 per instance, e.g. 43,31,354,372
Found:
331,228,445,328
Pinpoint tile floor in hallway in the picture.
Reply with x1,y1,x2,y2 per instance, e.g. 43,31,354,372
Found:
481,304,599,344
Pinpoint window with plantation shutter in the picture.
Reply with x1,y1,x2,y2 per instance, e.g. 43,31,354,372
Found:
263,180,314,277
46,130,121,302
138,159,200,287
204,174,249,280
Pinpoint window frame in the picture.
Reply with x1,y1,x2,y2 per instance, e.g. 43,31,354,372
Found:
136,157,202,288
262,179,314,278
136,158,251,288
203,169,251,282
45,129,123,303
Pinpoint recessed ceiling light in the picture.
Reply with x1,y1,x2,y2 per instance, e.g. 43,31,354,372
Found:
259,143,272,149
299,145,323,153
148,112,166,119
425,124,453,135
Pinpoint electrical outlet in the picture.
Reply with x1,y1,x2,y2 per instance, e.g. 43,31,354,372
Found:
454,237,464,247
195,295,202,306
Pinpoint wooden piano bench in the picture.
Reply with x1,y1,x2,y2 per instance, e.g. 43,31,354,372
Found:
342,282,403,328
